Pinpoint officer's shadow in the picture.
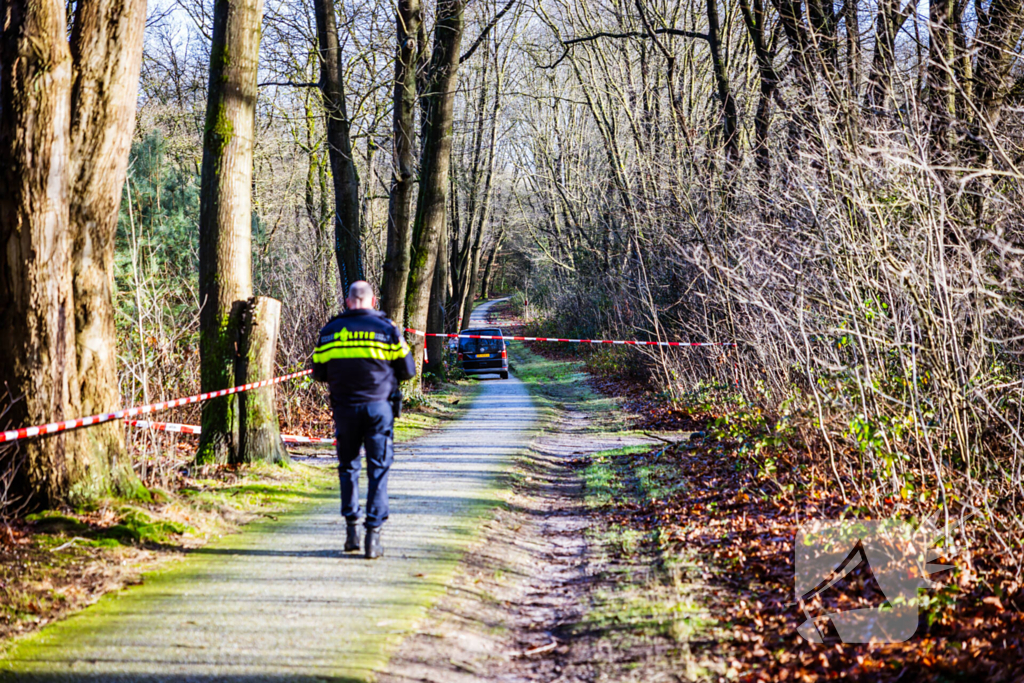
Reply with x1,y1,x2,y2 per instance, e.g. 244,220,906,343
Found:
188,547,368,560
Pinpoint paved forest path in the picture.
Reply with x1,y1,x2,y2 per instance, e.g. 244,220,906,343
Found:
1,299,537,682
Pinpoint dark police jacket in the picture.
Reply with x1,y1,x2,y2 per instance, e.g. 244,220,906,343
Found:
312,308,416,407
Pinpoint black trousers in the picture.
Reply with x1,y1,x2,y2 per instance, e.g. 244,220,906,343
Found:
334,400,394,528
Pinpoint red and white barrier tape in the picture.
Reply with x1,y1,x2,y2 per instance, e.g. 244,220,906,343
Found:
405,328,735,347
0,370,312,444
5,327,733,444
127,419,336,446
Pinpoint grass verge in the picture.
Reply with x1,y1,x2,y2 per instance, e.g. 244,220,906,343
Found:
576,445,719,679
499,331,713,675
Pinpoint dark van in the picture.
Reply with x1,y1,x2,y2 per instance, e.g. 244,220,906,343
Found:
457,328,509,379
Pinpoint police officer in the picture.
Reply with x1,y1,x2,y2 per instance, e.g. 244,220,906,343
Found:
312,281,415,559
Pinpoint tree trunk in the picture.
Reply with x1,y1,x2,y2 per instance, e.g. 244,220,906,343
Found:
969,0,1024,225
445,167,463,331
197,0,263,464
739,0,779,186
864,0,911,110
480,224,504,300
459,57,501,330
236,297,287,464
706,0,741,171
927,0,957,161
973,0,1024,132
380,0,423,323
404,0,467,388
451,59,492,329
313,0,362,294
772,0,819,162
844,0,861,101
459,189,494,330
0,0,80,507
425,221,449,376
68,0,148,497
952,2,973,120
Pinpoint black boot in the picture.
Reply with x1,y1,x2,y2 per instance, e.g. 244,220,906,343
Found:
344,524,361,553
365,527,383,559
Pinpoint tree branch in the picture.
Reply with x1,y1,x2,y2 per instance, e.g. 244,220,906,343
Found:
563,27,709,46
633,0,674,62
257,80,321,88
460,0,518,63
539,27,708,68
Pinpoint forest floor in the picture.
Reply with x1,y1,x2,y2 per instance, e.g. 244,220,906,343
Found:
380,300,1024,683
0,377,473,649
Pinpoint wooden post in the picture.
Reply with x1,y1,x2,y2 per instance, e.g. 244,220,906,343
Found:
236,297,287,464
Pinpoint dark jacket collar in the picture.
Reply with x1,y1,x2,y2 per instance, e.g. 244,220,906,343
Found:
333,308,384,321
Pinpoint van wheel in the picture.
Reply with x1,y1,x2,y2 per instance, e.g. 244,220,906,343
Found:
500,371,509,380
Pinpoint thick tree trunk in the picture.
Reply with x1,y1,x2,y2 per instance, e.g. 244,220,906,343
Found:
952,4,973,119
380,0,423,323
405,0,467,387
0,0,81,507
236,297,287,464
197,0,263,464
68,0,148,497
313,0,362,294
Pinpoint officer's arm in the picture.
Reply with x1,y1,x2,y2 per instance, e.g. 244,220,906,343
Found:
391,333,416,382
312,330,330,382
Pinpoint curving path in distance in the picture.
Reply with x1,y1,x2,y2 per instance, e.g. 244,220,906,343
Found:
0,298,536,682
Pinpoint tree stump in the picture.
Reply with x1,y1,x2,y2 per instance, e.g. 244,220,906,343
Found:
236,297,287,464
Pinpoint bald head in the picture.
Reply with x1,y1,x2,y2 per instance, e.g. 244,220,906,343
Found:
346,281,376,310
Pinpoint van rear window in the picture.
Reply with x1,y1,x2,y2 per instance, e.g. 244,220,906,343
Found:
459,330,503,354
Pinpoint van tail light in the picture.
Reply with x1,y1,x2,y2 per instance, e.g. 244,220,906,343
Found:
501,350,507,359
457,352,464,361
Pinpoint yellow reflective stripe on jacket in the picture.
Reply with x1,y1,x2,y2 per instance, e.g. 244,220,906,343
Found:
316,339,400,352
312,338,409,363
313,346,393,362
